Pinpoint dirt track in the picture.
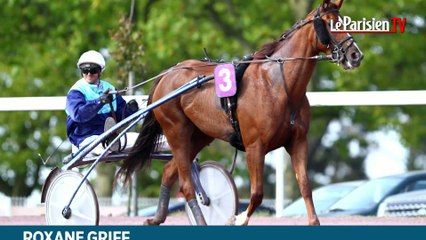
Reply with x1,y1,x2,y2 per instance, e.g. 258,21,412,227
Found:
1,215,426,225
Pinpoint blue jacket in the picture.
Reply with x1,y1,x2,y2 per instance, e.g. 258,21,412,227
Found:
65,79,135,147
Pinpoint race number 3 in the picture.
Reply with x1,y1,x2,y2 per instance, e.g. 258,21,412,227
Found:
214,64,237,97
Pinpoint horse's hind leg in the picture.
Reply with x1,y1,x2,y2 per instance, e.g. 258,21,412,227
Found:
288,137,320,225
144,129,213,226
143,160,178,225
172,128,213,225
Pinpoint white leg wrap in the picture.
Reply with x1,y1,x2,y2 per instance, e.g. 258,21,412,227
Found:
235,210,250,225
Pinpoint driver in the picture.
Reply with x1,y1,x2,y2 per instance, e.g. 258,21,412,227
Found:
65,50,139,156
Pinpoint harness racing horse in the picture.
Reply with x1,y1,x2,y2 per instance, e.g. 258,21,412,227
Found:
117,0,363,225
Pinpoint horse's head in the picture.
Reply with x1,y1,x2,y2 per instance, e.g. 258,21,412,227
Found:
308,0,363,69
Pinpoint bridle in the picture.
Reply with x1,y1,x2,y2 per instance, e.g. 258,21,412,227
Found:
280,5,355,64
273,5,357,127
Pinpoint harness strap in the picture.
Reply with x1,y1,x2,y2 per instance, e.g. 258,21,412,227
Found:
226,97,243,142
102,100,126,152
219,56,253,152
279,62,297,127
108,101,117,122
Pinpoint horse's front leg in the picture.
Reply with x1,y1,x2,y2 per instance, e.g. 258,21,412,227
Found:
143,160,178,225
288,136,320,225
232,145,265,225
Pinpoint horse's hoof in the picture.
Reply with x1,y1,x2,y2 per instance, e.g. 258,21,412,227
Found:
234,211,249,225
308,218,320,226
142,219,152,225
143,218,160,226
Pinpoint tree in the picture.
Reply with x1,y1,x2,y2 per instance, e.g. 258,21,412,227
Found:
133,0,426,200
0,0,129,196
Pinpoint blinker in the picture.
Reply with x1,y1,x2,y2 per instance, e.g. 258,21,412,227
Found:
314,17,331,45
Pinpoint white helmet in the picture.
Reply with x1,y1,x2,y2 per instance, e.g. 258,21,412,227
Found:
77,50,106,72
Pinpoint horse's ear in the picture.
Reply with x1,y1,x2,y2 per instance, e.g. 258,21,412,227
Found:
322,0,331,9
334,0,344,9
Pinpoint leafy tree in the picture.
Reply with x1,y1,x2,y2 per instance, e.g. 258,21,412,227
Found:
135,0,426,201
0,0,129,196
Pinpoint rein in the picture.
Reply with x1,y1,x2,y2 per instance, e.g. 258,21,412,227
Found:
110,54,333,95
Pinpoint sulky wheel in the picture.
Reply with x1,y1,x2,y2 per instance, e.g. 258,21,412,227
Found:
45,170,99,225
186,161,238,225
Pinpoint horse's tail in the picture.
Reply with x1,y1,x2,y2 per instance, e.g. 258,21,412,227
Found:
116,79,163,185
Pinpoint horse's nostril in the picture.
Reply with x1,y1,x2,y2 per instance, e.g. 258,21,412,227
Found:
351,51,364,62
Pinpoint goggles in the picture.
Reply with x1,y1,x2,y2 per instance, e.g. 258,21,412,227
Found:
80,67,101,74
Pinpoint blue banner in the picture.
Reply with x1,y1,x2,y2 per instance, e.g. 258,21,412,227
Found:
0,226,425,240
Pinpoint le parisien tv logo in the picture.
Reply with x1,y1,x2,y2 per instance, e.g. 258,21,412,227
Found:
330,16,407,34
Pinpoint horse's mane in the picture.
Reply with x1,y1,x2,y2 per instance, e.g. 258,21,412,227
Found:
252,22,300,60
252,7,317,60
252,40,282,59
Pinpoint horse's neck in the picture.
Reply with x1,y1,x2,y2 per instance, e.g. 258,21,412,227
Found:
272,34,318,104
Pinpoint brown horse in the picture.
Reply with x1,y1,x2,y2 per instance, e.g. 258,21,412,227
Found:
118,0,363,225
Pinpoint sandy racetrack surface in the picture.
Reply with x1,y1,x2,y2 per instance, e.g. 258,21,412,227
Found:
1,215,426,226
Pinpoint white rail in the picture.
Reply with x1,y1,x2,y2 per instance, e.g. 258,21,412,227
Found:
306,90,426,106
2,90,425,218
0,96,147,111
1,91,425,111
